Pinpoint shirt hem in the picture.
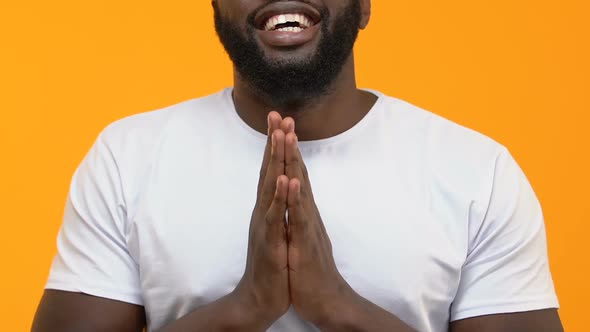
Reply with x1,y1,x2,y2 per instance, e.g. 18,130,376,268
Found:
450,298,560,322
45,276,144,306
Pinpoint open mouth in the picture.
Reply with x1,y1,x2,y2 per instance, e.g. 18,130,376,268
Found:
252,2,322,47
254,1,322,33
262,13,316,33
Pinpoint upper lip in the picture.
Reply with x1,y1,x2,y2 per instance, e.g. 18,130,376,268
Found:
254,1,322,30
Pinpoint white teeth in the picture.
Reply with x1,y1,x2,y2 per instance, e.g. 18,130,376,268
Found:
263,13,314,31
275,26,304,33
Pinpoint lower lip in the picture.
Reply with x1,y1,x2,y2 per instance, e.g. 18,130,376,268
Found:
256,23,321,47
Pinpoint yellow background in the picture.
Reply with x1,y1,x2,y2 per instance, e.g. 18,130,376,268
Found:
1,0,587,330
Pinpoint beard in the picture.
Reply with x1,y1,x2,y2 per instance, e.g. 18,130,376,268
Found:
214,0,362,109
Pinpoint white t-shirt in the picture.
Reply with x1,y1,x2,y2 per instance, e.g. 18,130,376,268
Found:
46,88,559,331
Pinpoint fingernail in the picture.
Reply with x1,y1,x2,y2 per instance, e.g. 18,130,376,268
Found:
267,113,272,128
272,133,275,147
289,122,294,132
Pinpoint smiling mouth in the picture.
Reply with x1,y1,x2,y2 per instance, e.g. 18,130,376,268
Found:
254,1,322,34
262,13,317,33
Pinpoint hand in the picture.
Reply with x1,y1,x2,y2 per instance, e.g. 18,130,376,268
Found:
232,112,294,326
283,130,356,326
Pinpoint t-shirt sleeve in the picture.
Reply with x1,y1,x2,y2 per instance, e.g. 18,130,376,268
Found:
450,147,559,321
45,131,143,305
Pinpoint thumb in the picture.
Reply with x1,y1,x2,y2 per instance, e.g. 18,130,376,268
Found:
287,178,306,245
265,175,288,245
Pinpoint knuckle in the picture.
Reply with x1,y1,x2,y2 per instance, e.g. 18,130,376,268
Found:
286,153,299,166
299,220,310,234
299,187,308,200
266,187,277,200
270,150,283,164
263,214,271,225
259,187,274,204
264,213,277,226
270,189,281,202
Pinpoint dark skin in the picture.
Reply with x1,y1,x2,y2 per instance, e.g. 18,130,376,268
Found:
226,0,378,141
32,0,564,331
31,290,146,332
31,115,565,331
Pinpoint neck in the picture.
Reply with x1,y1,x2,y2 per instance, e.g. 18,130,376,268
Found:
231,55,377,141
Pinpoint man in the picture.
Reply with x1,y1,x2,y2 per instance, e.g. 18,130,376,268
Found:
32,0,563,331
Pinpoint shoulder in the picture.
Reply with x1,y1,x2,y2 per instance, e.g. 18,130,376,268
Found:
100,89,230,150
91,89,230,213
375,92,509,202
377,93,504,158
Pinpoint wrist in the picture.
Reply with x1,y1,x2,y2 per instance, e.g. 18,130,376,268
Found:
315,288,416,332
229,284,279,331
314,282,361,331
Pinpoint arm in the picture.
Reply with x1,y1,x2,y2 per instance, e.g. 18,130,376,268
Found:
32,289,267,332
33,113,293,332
32,290,145,332
319,291,417,332
156,292,263,331
450,309,563,332
279,124,563,332
281,131,417,332
160,113,296,332
449,148,562,331
302,283,563,332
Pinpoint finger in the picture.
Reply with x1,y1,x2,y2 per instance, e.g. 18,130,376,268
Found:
261,111,283,170
285,133,326,235
287,178,306,244
280,117,295,134
266,175,289,245
267,111,283,136
285,133,311,199
257,111,283,196
259,129,286,206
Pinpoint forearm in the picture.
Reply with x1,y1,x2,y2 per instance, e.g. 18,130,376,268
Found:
319,291,417,332
158,291,273,332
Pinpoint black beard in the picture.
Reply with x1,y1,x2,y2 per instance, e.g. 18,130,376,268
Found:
214,0,362,109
